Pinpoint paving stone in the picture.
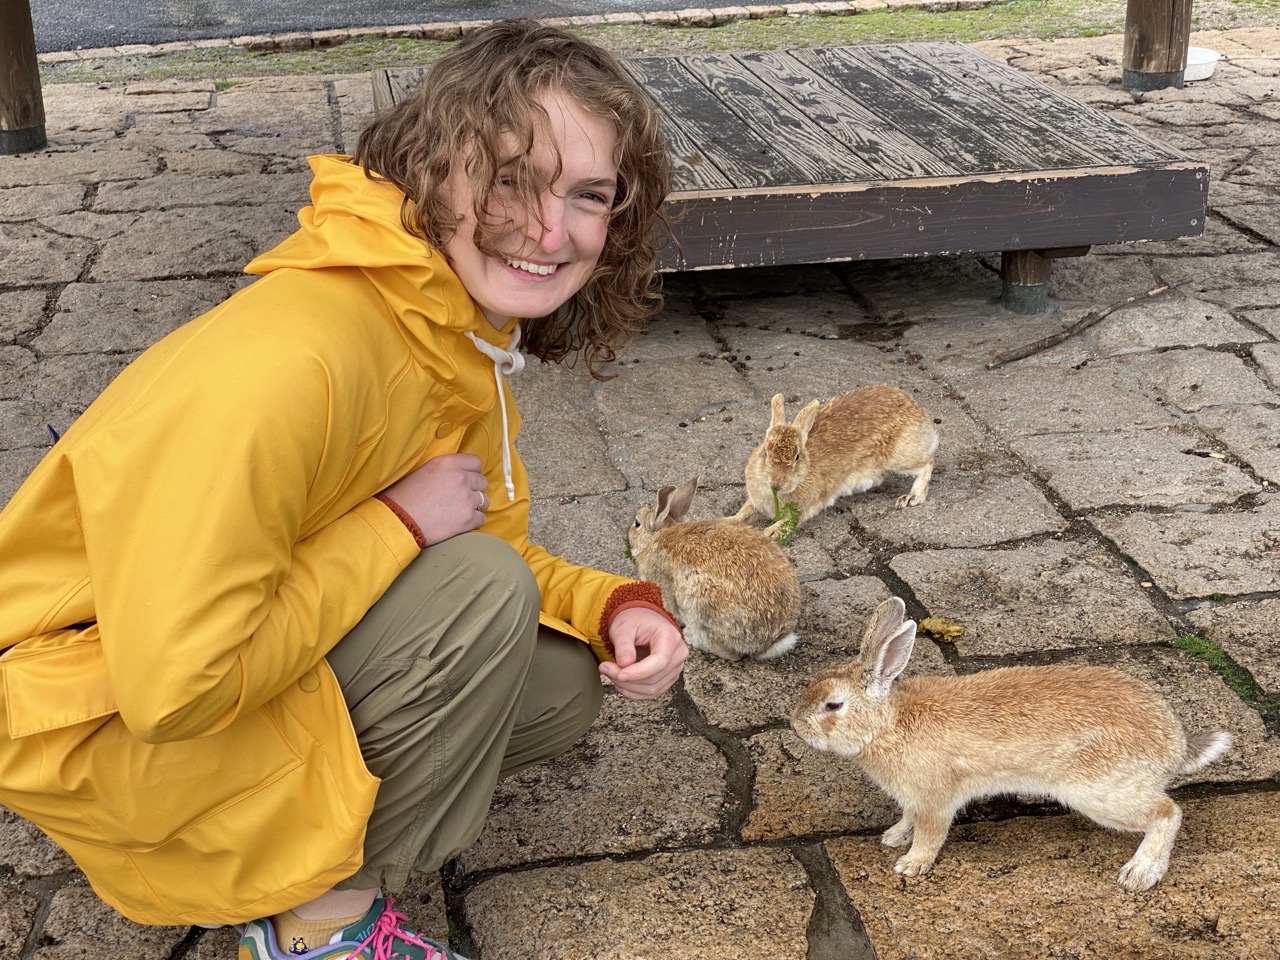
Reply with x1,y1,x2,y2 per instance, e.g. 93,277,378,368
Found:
38,279,239,355
1091,502,1280,599
509,359,597,421
709,290,870,340
1041,253,1163,306
1245,306,1280,337
0,291,45,345
0,448,45,509
827,792,1280,960
1009,424,1258,510
682,577,950,730
1217,199,1280,243
1254,341,1280,384
31,355,130,412
0,223,95,285
0,887,38,960
518,418,627,498
185,926,241,960
90,205,297,281
0,148,158,189
95,171,311,212
617,301,720,362
744,728,899,841
842,254,1001,314
900,299,1083,376
0,183,85,219
1193,403,1280,484
396,871,450,944
528,493,636,580
1122,347,1278,410
607,398,765,490
34,886,187,960
593,355,752,432
889,539,1174,657
0,810,74,877
848,474,1068,549
36,211,143,242
190,82,338,154
0,347,36,400
1231,146,1280,185
466,847,813,960
1186,598,1280,694
1173,251,1280,309
462,694,724,872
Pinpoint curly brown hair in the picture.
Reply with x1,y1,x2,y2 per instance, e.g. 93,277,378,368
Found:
353,19,672,377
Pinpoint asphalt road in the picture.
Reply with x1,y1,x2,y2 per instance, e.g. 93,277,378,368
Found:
30,0,698,53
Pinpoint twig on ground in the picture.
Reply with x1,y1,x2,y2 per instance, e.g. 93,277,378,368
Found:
986,279,1187,370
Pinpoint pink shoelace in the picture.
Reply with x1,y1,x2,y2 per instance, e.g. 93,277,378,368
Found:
344,897,446,960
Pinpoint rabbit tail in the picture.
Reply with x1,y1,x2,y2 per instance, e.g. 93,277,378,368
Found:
1179,730,1233,775
756,632,799,661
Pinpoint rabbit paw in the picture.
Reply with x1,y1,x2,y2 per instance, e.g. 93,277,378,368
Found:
895,491,926,509
1117,854,1167,892
882,820,913,848
893,852,936,877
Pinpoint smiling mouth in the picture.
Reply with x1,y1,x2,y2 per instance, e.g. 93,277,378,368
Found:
505,257,560,276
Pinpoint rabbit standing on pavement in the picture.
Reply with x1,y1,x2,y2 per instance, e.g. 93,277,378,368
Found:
733,386,939,540
628,478,801,662
791,597,1233,892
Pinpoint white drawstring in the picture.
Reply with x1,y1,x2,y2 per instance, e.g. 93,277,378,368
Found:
464,323,524,502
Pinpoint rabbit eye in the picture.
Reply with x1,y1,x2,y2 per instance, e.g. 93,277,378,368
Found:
633,518,641,528
822,700,844,713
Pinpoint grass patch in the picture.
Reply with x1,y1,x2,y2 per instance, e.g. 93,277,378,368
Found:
1171,633,1268,707
770,487,801,547
37,0,1280,85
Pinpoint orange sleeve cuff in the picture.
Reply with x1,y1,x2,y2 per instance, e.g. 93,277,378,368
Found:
374,493,426,550
598,581,682,657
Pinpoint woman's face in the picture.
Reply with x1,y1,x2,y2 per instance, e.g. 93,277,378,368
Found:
440,89,619,330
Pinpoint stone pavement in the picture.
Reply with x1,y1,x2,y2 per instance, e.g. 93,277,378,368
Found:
2,23,1279,960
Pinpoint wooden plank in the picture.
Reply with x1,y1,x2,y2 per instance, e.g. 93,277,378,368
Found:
658,165,1207,271
845,44,1106,170
622,56,816,189
789,46,1029,174
0,0,46,154
676,52,879,184
734,49,962,181
908,42,1185,165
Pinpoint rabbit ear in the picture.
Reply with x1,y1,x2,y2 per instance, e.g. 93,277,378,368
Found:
768,393,787,428
663,477,699,523
865,620,916,703
792,399,822,440
858,597,907,657
652,484,678,529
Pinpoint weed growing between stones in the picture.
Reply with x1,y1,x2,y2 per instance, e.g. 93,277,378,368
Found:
1171,633,1269,708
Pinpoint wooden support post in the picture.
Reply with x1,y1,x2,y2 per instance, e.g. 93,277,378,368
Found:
999,247,1091,315
1123,0,1194,92
0,0,47,154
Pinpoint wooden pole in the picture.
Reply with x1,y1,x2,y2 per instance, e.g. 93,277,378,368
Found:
1123,0,1194,91
0,0,47,154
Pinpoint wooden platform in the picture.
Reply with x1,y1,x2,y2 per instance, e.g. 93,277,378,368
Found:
372,41,1207,312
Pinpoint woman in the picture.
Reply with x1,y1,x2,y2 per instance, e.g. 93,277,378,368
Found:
0,19,684,960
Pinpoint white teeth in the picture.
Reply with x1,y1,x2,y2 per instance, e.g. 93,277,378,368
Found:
505,258,558,276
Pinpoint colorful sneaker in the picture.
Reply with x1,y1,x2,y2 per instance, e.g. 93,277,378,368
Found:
238,893,466,960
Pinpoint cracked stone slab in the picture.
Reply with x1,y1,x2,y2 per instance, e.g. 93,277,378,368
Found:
1043,253,1161,305
90,205,297,281
0,291,44,345
1254,341,1280,384
1246,307,1280,339
607,400,765,490
0,399,68,449
94,172,311,213
0,347,36,399
0,148,158,190
462,694,725,872
33,355,131,411
528,493,635,579
517,418,627,499
1090,502,1280,598
466,847,814,960
0,809,74,877
1193,403,1280,484
37,211,143,242
616,302,719,363
0,183,85,219
509,361,596,421
0,449,45,509
1187,598,1280,693
0,887,38,960
682,577,949,730
1177,251,1280,309
708,290,870,340
0,223,95,285
34,886,187,960
593,355,751,432
1116,347,1278,411
846,474,1067,550
889,540,1174,657
827,792,1280,960
38,280,241,355
1008,425,1258,511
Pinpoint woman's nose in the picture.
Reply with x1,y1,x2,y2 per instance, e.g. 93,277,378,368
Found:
528,193,567,250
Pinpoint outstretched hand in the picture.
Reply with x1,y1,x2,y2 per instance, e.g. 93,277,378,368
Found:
380,453,489,546
599,607,687,700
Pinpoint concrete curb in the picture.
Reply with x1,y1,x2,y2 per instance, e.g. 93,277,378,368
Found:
36,0,999,63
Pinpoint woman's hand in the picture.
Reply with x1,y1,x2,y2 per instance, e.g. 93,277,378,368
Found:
598,607,688,700
381,453,489,546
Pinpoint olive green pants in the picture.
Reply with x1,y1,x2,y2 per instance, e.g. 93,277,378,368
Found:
325,533,603,893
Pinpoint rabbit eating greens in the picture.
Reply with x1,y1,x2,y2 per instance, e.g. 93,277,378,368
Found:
627,478,801,662
791,597,1232,892
733,386,938,540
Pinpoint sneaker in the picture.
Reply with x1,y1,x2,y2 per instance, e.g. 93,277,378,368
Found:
238,893,467,960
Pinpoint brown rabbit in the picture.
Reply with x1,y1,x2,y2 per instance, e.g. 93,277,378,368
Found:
791,597,1232,892
733,387,938,539
628,478,801,661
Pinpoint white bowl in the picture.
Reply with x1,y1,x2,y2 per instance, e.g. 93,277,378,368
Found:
1185,47,1220,82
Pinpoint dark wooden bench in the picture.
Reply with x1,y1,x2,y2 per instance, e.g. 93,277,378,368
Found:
373,40,1206,313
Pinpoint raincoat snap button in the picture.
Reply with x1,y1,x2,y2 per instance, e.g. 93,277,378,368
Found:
299,672,320,693
435,421,453,438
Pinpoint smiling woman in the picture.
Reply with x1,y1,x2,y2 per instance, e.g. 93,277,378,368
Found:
0,17,683,960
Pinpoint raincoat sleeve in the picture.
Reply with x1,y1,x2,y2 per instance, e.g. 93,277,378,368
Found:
70,339,418,745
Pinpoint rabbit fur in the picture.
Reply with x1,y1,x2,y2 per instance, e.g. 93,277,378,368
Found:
628,478,801,662
733,386,938,539
791,597,1232,892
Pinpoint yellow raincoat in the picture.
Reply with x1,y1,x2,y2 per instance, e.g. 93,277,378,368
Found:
0,155,631,925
